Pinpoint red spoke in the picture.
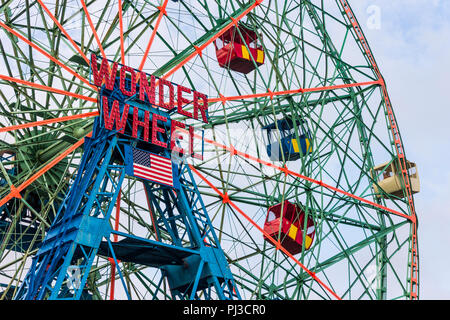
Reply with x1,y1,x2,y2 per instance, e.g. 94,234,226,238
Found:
0,131,91,208
138,0,169,72
0,21,95,90
109,190,121,300
181,128,414,223
161,0,262,80
209,80,381,104
0,74,97,103
80,0,107,60
36,0,89,65
118,0,125,65
189,164,342,300
0,111,99,133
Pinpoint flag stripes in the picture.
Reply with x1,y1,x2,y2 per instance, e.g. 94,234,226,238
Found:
131,147,173,186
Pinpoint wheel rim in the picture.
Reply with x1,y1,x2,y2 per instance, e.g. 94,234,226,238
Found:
0,0,418,300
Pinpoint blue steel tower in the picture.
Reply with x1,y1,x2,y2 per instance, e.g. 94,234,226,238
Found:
14,74,240,300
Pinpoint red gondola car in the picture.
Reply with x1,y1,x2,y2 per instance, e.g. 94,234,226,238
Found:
263,200,315,255
215,24,264,74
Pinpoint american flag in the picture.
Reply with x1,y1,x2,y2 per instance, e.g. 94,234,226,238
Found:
132,147,173,187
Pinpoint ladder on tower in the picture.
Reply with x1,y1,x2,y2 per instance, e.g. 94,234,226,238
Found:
338,0,419,300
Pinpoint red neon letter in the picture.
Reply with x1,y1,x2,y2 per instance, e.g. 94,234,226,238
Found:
177,85,193,118
170,120,186,155
193,91,208,124
158,79,174,110
132,107,150,142
102,96,129,133
139,72,156,105
189,126,203,160
91,54,118,90
119,65,136,96
152,114,168,148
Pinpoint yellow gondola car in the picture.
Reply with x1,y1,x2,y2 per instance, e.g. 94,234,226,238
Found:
372,160,420,198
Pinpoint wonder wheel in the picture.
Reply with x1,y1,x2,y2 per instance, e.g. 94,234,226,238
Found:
0,0,419,300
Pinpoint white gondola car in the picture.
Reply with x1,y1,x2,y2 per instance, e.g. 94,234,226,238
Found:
372,160,420,198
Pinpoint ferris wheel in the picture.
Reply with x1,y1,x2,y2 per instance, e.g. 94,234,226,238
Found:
0,0,419,300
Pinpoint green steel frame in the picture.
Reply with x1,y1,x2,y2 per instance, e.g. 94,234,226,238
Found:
0,0,418,300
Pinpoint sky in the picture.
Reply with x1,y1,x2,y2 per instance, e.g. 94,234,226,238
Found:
0,0,446,300
350,0,450,299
